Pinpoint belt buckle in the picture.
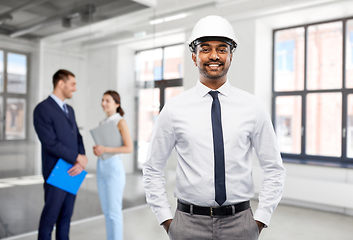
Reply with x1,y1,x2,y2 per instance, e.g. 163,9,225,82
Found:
210,207,214,217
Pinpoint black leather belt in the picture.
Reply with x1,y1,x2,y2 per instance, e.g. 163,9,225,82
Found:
177,200,250,217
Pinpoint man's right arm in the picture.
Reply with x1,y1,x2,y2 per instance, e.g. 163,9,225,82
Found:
251,104,286,227
142,102,176,226
162,219,173,233
67,155,87,176
76,154,88,168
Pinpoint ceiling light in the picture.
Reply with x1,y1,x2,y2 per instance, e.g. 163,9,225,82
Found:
149,18,164,25
149,13,188,25
164,13,188,22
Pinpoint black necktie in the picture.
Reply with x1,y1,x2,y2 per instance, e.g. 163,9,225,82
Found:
209,91,226,206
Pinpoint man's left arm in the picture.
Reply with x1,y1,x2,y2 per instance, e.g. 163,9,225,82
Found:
76,126,85,155
251,104,286,228
67,122,87,176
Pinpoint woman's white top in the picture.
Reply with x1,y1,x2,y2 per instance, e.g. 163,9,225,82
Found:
99,113,123,158
100,113,123,126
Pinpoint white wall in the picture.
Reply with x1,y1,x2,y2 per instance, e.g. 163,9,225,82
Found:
84,46,119,171
183,30,198,90
117,45,136,173
229,19,257,94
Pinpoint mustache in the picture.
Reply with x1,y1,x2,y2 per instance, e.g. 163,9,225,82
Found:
204,61,224,65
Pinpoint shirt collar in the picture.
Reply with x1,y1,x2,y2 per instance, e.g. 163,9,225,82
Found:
50,93,65,110
196,80,231,98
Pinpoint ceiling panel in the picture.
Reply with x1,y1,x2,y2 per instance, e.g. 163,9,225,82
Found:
0,0,149,39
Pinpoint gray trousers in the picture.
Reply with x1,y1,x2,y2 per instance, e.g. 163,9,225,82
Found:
168,208,259,240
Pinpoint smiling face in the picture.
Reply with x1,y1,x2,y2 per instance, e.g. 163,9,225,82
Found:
192,40,233,89
101,94,120,116
60,76,77,99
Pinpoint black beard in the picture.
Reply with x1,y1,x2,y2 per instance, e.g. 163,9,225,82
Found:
199,65,229,80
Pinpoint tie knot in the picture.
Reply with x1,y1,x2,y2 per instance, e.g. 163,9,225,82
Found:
209,91,219,100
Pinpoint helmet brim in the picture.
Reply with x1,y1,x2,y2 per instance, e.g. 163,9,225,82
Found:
189,36,237,53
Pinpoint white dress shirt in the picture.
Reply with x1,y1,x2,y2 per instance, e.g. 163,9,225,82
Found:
143,80,285,227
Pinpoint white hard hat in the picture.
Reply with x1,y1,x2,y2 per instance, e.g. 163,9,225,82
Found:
188,15,238,53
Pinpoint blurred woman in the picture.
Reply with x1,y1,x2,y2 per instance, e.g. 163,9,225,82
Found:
93,90,133,240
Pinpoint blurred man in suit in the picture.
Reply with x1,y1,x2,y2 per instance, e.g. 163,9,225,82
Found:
33,69,88,240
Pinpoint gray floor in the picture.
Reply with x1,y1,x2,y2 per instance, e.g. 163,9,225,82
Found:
0,172,146,239
2,154,353,240
60,201,353,240
7,198,353,240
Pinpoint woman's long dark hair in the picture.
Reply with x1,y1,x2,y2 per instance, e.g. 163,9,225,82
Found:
104,90,124,117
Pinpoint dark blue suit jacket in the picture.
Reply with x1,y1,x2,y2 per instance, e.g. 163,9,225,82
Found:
33,96,85,180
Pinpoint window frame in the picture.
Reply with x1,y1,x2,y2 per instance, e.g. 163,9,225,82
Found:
272,16,353,168
134,43,184,170
0,48,30,142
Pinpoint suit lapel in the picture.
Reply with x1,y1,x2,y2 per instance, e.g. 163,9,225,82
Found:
66,106,76,126
47,97,73,125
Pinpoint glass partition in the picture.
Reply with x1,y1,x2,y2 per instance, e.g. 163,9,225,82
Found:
0,97,3,141
137,88,160,167
135,44,184,169
7,53,27,94
0,50,3,94
346,20,353,88
347,94,353,158
5,98,26,140
306,92,342,157
163,45,184,79
274,27,305,91
273,17,353,166
307,22,342,90
275,96,302,154
135,48,163,81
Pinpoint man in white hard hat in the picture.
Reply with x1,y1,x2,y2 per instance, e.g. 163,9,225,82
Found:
143,15,285,239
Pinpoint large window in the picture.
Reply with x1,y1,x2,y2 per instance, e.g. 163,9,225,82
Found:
0,50,29,141
273,17,353,167
135,44,184,169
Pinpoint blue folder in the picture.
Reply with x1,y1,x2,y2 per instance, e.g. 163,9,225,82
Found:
46,158,87,195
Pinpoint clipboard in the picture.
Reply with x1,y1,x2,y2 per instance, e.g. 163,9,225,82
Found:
46,159,87,195
90,121,122,160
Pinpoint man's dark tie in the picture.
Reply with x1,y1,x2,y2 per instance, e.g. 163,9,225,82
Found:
63,103,69,117
209,91,226,206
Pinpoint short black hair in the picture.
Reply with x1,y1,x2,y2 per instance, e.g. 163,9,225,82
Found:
53,69,75,88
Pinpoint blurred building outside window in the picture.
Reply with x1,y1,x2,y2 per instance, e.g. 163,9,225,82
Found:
0,50,28,141
273,18,353,166
135,44,184,169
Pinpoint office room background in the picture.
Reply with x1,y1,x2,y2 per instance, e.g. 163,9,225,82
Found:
1,0,353,239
